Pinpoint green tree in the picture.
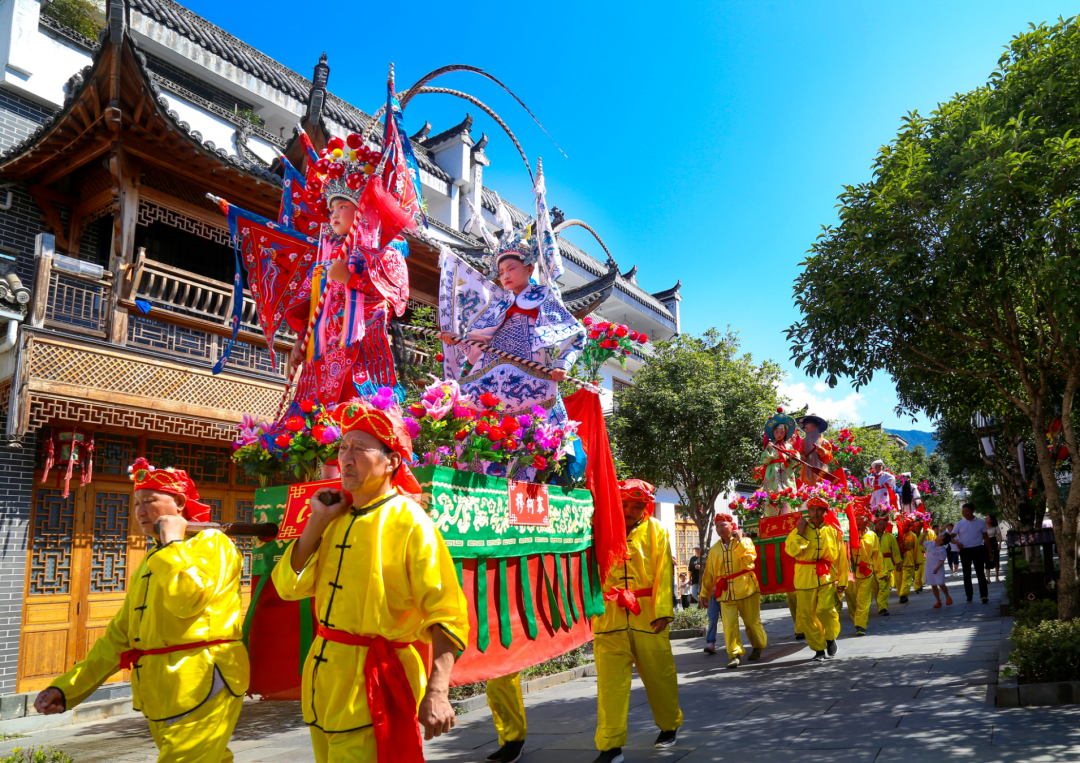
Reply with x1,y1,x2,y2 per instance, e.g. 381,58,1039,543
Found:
610,328,783,554
787,18,1080,618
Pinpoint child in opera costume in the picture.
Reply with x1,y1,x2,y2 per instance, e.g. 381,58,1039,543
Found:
591,479,682,763
701,513,767,669
271,397,470,763
34,459,249,763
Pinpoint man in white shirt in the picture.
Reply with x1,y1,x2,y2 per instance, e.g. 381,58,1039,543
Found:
951,503,990,603
867,460,899,512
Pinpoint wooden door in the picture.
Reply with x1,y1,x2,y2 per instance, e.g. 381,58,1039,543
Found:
19,481,139,693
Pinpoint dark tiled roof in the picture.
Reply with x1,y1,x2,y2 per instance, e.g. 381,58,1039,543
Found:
652,280,682,303
422,115,473,148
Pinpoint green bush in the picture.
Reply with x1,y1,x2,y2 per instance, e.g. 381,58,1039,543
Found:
1010,617,1080,684
41,0,102,39
670,606,708,630
761,593,788,604
0,748,74,763
1013,599,1058,628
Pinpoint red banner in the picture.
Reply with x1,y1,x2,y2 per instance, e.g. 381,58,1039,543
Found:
276,479,340,541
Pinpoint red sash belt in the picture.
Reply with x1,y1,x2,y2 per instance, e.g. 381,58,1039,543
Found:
713,570,750,599
796,559,832,578
857,562,873,577
119,639,237,671
316,625,422,763
603,587,653,616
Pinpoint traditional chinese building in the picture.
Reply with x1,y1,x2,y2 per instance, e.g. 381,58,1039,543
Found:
0,0,681,707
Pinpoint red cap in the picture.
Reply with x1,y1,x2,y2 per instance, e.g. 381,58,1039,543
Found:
128,458,211,522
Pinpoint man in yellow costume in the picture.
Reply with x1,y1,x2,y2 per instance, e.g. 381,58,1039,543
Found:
913,516,936,594
897,520,921,603
34,458,249,762
785,496,848,661
700,512,767,669
873,513,900,616
272,395,470,763
592,479,682,763
485,672,526,763
848,507,882,636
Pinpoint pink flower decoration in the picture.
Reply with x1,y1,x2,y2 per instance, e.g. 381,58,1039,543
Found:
405,418,421,439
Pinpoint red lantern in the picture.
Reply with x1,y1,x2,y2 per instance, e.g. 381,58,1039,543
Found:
41,427,95,499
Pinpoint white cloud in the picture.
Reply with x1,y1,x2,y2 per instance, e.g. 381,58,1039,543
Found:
777,379,865,425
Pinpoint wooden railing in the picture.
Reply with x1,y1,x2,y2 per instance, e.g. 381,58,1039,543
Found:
45,267,113,338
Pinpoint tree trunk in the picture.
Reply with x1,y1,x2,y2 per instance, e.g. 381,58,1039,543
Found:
1054,367,1080,621
1027,394,1078,620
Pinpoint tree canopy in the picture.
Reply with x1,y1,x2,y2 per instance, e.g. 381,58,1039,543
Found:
787,18,1080,618
610,328,783,552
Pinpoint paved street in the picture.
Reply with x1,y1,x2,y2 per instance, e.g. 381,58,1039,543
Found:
5,573,1078,763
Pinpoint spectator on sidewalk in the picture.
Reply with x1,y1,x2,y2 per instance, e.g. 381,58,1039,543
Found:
678,573,691,610
688,547,703,604
924,531,953,608
952,503,990,603
945,523,960,574
985,515,1002,582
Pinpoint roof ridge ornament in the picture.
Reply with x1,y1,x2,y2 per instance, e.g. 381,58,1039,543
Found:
108,0,125,45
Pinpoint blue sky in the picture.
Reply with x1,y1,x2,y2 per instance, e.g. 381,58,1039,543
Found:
186,1,1078,430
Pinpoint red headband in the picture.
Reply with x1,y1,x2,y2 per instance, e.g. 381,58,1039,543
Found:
619,478,656,516
129,458,211,522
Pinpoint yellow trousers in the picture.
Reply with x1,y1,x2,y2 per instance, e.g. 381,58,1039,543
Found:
487,672,527,744
795,585,840,652
309,726,376,763
849,577,873,629
893,566,903,590
873,574,892,612
899,567,915,597
786,592,799,634
594,628,682,750
914,563,925,591
721,594,767,659
147,689,243,763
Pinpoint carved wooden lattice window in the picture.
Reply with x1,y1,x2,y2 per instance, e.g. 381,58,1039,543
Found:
205,498,223,523
30,490,74,595
235,499,254,587
89,492,129,593
146,440,230,485
96,434,139,476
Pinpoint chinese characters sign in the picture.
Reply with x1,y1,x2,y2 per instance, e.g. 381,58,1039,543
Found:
508,480,550,527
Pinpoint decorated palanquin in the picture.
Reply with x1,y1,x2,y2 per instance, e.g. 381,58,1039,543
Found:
740,510,853,596
242,465,604,696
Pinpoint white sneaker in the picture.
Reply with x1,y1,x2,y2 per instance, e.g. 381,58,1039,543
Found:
703,643,716,654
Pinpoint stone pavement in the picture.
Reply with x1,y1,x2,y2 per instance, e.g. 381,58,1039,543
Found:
5,572,1079,763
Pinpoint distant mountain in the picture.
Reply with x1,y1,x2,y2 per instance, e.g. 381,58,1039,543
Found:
885,429,936,452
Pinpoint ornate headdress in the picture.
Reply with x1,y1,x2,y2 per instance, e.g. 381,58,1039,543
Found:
618,478,656,516
714,512,738,527
463,159,564,285
311,134,383,208
128,457,211,522
764,407,798,444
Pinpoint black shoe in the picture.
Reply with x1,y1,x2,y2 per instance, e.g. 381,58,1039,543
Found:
914,588,922,594
501,740,526,763
982,597,989,604
748,647,762,661
655,730,677,748
855,626,866,637
487,747,504,762
727,656,741,669
826,639,838,657
795,633,806,640
812,650,827,661
899,596,909,604
879,609,889,616
966,597,973,602
594,749,624,763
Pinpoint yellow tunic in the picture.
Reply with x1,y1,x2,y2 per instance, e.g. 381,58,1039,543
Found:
50,530,249,721
593,517,674,633
784,522,849,589
700,537,759,602
272,490,469,733
877,531,901,573
852,530,882,580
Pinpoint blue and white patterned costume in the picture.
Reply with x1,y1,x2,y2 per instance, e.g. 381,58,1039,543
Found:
458,285,585,423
